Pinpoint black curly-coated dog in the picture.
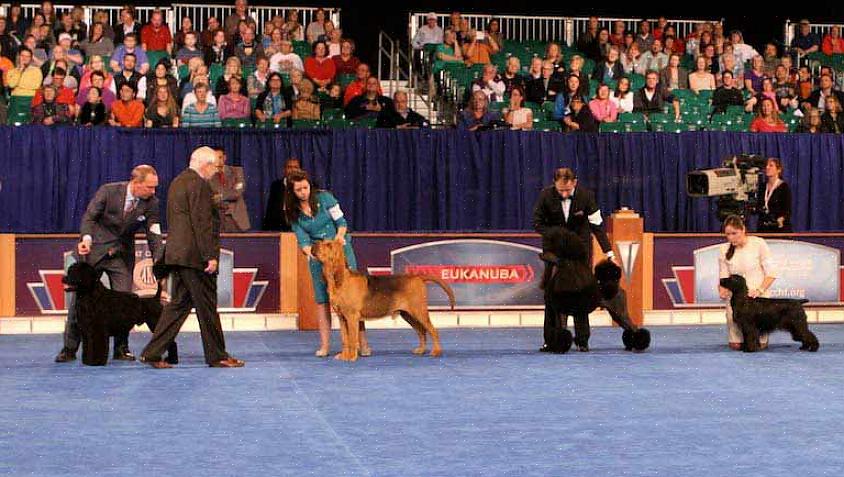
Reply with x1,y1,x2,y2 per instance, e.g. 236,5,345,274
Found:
719,274,819,352
63,262,177,366
594,260,651,352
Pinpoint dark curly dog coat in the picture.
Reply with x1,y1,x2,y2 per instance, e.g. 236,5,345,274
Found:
719,274,819,352
541,227,650,352
63,261,178,366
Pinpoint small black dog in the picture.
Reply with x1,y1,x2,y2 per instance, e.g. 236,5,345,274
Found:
63,262,177,366
719,274,819,352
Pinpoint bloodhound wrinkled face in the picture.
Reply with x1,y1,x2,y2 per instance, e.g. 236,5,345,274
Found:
312,239,345,267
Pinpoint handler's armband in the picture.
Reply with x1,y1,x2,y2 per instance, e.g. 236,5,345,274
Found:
588,210,603,226
328,204,344,221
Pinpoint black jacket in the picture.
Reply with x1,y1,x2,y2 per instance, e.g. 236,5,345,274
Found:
821,112,844,134
345,94,393,120
526,76,563,105
376,107,428,128
591,61,625,83
758,180,792,233
262,178,291,232
164,169,220,270
633,86,675,114
711,86,744,114
532,185,612,264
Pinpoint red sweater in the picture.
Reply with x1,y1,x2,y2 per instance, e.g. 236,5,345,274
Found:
304,56,336,83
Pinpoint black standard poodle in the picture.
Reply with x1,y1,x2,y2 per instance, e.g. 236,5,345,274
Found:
719,274,819,352
63,261,178,366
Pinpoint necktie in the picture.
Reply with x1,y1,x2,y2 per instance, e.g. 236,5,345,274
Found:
124,198,137,217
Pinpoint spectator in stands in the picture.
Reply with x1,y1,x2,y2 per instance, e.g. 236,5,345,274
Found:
22,35,46,68
463,26,499,66
44,58,76,90
7,4,29,41
144,84,179,128
456,18,471,45
660,53,689,92
749,97,786,132
54,12,84,47
176,32,203,66
458,90,501,131
576,16,600,54
586,28,611,64
225,0,257,44
322,83,343,110
822,26,844,55
260,22,275,49
621,43,642,75
796,106,822,133
635,20,654,52
375,90,427,129
820,95,844,133
109,82,144,127
526,56,542,81
712,70,744,114
689,56,716,93
247,55,271,100
179,58,206,98
719,48,743,86
31,85,71,124
181,82,221,128
39,1,57,28
346,76,392,120
79,55,114,92
487,19,504,48
0,18,19,61
77,71,116,110
181,72,217,113
471,64,505,103
791,19,820,58
204,29,228,67
142,59,176,106
729,30,758,66
0,43,14,74
111,33,149,75
413,13,444,51
70,6,87,38
282,10,304,42
55,34,83,74
234,26,264,70
317,20,335,44
217,76,250,121
552,74,586,122
286,68,303,101
270,39,303,74
744,55,766,95
255,71,292,125
592,46,625,84
32,18,53,52
662,35,677,57
292,78,320,120
806,73,844,111
633,70,680,120
640,39,668,74
173,16,194,52
79,86,107,126
33,66,77,114
774,64,797,110
796,66,814,104
6,47,42,98
653,17,668,40
562,97,597,132
526,60,561,104
306,8,328,44
610,20,626,48
114,53,143,97
694,30,713,58
589,83,618,123
611,76,635,114
79,22,114,59
141,10,172,55
113,6,140,46
215,56,242,98
264,28,284,57
762,43,779,76
500,85,532,130
433,29,463,76
501,57,524,96
305,41,336,92
333,39,360,76
326,28,343,58
200,17,221,48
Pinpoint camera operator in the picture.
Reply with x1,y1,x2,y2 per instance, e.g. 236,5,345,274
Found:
757,158,792,232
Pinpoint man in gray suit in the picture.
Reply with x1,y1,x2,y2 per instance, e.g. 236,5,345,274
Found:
140,146,244,368
55,165,164,362
209,148,250,232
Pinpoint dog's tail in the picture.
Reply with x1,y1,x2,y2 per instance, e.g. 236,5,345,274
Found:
420,276,456,310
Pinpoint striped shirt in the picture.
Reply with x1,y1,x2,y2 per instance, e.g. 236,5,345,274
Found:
181,103,221,128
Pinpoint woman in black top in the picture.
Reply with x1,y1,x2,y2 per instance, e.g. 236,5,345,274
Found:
758,158,792,233
821,94,844,134
79,86,107,125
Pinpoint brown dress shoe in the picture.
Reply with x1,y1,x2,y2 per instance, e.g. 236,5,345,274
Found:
140,356,173,369
209,357,245,368
55,348,77,363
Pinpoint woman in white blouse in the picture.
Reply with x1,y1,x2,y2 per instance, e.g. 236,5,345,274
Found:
503,85,532,130
610,77,634,113
688,56,716,93
718,215,777,350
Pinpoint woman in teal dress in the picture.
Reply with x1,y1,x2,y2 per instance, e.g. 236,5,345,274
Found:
285,169,370,357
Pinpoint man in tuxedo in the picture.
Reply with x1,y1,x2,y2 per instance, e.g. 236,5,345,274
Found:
533,168,615,352
55,165,164,362
140,146,244,368
262,157,302,232
210,148,250,232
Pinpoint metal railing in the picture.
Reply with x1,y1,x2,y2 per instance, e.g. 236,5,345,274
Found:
378,30,438,126
784,19,844,51
410,12,720,48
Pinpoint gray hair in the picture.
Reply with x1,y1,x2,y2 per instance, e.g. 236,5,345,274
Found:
189,146,217,176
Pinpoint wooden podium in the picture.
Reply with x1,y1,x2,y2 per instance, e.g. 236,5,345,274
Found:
605,209,648,326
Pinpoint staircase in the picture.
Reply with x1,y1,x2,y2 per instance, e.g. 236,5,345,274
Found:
377,31,441,126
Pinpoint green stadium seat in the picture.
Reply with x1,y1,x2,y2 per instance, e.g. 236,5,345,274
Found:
618,112,646,124
292,119,321,129
534,121,561,132
321,108,345,121
221,118,251,128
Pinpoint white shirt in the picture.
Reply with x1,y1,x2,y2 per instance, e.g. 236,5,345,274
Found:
412,24,444,50
719,236,776,293
611,93,634,113
181,91,218,114
270,52,304,73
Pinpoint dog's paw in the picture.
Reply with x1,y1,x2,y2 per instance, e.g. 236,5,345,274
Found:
430,347,442,357
632,328,651,351
412,347,426,355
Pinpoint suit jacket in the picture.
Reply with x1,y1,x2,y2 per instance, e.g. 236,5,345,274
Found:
758,180,792,232
376,107,428,128
633,86,674,113
209,165,250,232
532,185,612,264
165,168,220,270
526,76,563,105
262,178,291,232
592,62,625,83
659,67,690,91
79,182,163,269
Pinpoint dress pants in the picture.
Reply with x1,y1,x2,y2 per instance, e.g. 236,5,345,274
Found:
142,266,229,364
63,256,132,353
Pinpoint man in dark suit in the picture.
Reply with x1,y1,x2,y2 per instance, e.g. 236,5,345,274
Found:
210,148,250,232
55,165,164,362
533,168,616,352
376,91,429,129
525,60,563,105
140,146,244,368
262,157,302,232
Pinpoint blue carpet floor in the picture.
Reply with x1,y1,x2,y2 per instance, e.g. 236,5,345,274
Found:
1,325,844,476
